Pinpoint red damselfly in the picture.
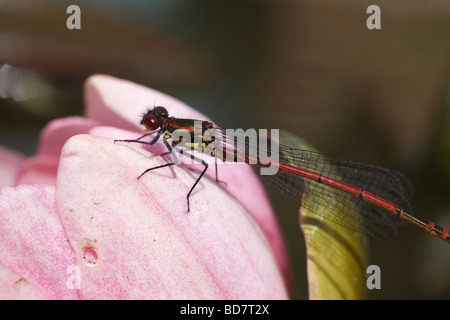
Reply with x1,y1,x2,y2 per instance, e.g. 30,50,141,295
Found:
115,106,450,244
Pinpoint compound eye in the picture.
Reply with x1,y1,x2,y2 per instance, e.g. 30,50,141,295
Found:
142,114,159,131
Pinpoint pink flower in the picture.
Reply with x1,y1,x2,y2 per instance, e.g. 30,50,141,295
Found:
0,75,290,299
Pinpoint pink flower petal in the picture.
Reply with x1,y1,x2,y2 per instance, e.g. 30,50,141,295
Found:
85,74,210,131
37,116,101,158
56,134,288,299
14,155,59,186
13,116,101,187
85,75,207,130
84,75,290,286
0,263,47,299
0,184,78,299
0,145,25,189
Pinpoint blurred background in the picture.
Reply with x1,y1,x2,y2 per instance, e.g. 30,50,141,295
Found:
1,0,449,299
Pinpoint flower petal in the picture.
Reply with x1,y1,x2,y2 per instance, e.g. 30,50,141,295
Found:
84,74,207,131
56,134,288,299
0,263,47,299
0,146,25,189
14,155,59,186
84,75,290,285
37,116,101,158
12,116,102,186
0,184,78,299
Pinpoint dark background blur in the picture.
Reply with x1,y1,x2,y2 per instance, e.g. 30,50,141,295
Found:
1,0,449,299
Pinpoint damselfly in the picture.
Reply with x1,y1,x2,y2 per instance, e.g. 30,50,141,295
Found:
115,106,450,243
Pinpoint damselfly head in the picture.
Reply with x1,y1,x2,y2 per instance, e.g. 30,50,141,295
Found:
141,106,169,131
